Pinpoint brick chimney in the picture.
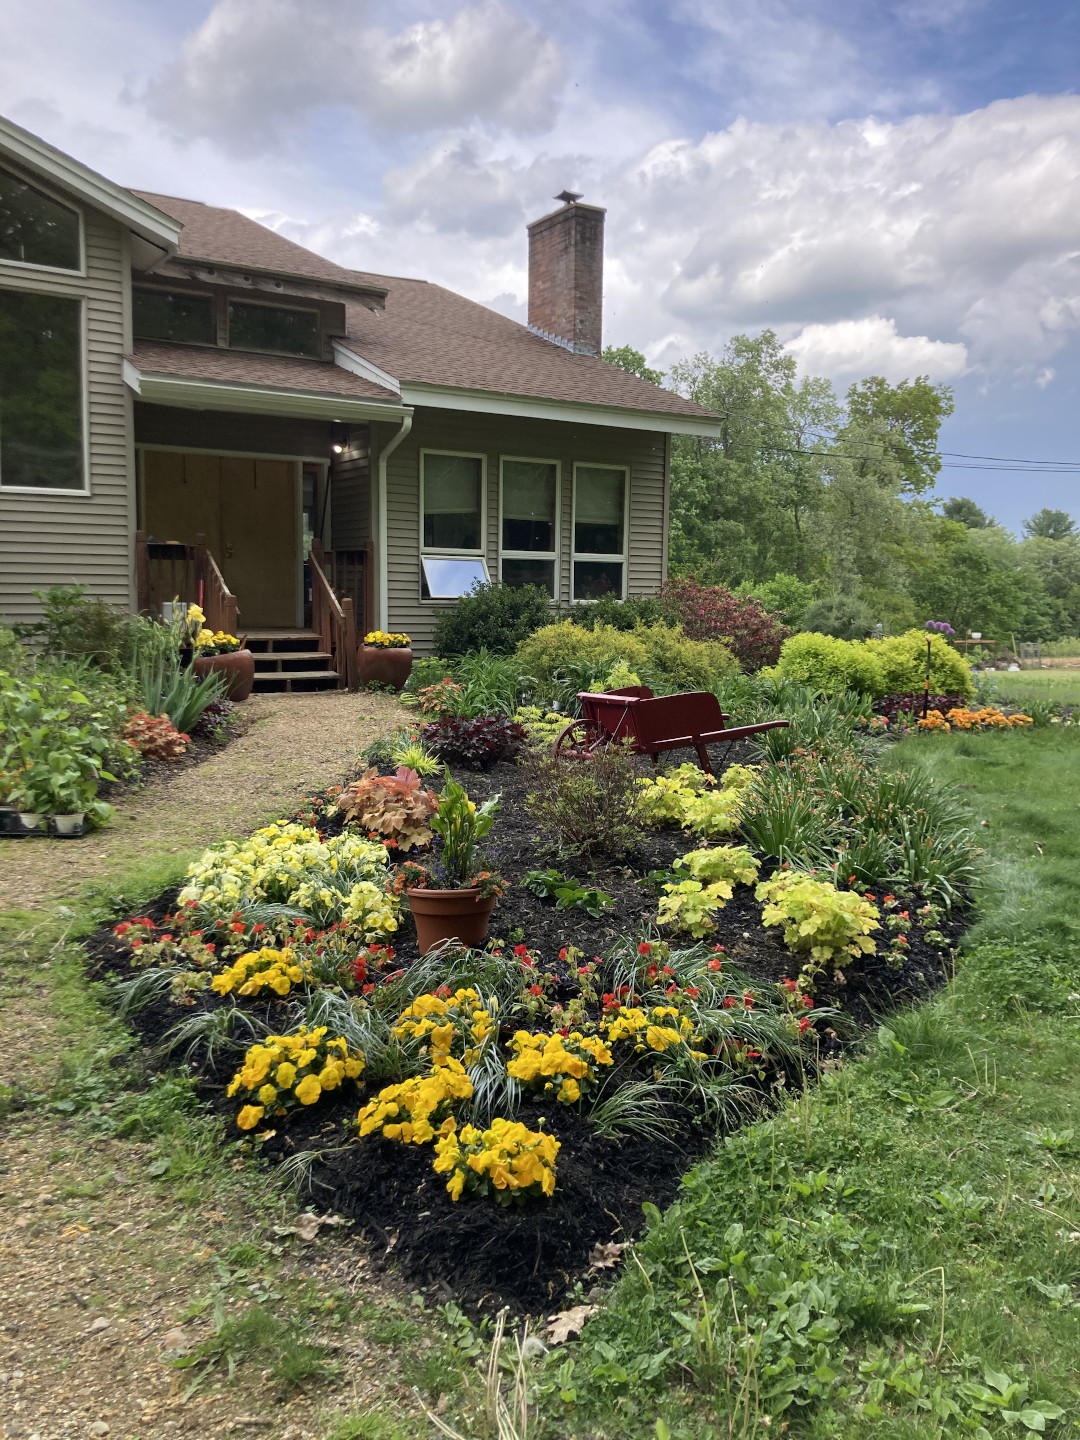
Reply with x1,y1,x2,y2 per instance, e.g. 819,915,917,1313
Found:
527,190,605,356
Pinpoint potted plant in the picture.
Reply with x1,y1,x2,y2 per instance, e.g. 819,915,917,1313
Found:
4,750,110,837
192,626,255,702
397,774,505,953
358,631,413,690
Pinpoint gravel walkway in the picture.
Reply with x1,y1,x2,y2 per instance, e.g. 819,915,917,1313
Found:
0,691,403,917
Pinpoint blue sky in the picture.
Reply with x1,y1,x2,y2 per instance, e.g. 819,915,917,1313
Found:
2,0,1078,529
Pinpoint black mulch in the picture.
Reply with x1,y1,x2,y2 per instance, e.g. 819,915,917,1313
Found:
83,739,969,1315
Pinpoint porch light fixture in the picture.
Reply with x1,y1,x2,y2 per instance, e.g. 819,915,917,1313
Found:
331,443,344,453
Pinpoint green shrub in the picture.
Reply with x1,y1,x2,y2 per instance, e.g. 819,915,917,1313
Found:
771,632,885,695
633,622,737,691
522,742,643,858
865,628,974,699
516,621,649,693
21,584,133,672
800,594,877,640
567,594,668,631
515,620,735,699
0,627,30,677
432,582,551,657
404,656,455,693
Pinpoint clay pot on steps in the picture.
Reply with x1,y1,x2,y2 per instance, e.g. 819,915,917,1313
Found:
406,886,497,955
357,644,413,691
193,649,256,702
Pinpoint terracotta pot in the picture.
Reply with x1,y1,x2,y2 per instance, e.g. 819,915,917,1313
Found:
357,645,413,691
193,649,255,702
406,886,497,954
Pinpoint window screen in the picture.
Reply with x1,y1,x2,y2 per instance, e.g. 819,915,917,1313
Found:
421,556,489,599
423,453,483,551
228,300,320,356
0,288,83,489
134,288,215,344
0,167,80,270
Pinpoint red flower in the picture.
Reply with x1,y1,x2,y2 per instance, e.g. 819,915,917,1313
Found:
362,983,375,994
528,984,543,997
435,984,452,998
558,947,568,961
646,964,658,980
707,958,722,972
229,922,245,934
514,943,530,958
802,995,813,1008
798,1016,812,1033
898,911,909,920
252,922,267,934
722,996,736,1009
638,942,652,956
578,966,591,976
662,966,675,976
896,935,909,945
685,986,700,999
743,992,754,1010
711,944,726,953
781,977,798,992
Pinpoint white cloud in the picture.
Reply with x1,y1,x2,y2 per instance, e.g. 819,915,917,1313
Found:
785,316,969,382
145,0,565,147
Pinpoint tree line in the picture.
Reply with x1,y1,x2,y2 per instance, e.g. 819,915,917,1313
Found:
604,335,1080,643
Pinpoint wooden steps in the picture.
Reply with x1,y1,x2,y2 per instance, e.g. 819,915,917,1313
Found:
245,630,340,692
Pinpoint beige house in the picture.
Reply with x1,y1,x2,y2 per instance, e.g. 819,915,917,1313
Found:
0,116,722,689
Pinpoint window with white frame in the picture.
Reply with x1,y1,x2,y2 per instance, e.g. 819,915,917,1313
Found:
500,457,558,596
422,451,484,552
0,166,81,271
572,464,626,600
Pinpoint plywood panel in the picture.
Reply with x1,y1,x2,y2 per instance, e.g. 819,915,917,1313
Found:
220,458,297,627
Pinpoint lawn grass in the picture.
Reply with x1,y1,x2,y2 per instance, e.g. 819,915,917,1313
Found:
979,668,1080,707
532,728,1080,1439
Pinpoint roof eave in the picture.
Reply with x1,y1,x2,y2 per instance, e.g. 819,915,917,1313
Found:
169,253,389,307
0,115,181,251
396,381,724,437
123,360,410,424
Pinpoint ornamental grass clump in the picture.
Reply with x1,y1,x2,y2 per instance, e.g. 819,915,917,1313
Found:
756,871,880,983
211,948,312,999
336,766,438,849
433,1118,559,1203
228,1026,364,1131
506,1030,613,1103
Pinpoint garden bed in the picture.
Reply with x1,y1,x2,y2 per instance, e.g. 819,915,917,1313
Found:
85,733,968,1315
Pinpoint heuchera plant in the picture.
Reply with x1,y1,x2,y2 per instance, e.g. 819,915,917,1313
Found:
122,711,190,761
337,765,438,850
419,715,527,768
662,577,790,670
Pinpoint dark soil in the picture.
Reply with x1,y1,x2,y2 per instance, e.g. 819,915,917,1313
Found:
97,719,242,806
84,739,969,1316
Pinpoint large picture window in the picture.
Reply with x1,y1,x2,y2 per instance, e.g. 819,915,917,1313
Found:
572,464,626,600
0,166,80,271
500,457,558,596
0,288,84,491
134,287,215,345
422,451,484,552
228,300,319,357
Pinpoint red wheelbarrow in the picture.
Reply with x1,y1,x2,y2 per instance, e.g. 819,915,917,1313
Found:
554,686,789,774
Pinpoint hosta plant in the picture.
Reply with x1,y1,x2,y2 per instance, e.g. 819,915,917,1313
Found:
756,871,880,982
337,765,438,849
433,1117,559,1203
228,1025,365,1130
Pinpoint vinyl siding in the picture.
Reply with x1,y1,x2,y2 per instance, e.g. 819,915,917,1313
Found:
373,407,669,653
330,429,371,548
0,207,135,624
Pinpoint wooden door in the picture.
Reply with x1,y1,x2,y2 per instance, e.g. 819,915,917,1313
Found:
142,451,222,554
219,458,297,627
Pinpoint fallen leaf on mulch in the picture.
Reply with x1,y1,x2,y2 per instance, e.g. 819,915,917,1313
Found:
278,1212,347,1242
544,1304,598,1344
588,1241,628,1270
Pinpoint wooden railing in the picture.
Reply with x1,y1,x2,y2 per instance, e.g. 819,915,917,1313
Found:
136,530,238,635
309,539,358,690
322,541,374,642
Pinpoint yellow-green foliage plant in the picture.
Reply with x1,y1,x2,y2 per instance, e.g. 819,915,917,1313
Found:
864,628,974,698
433,1117,560,1203
514,620,736,694
755,871,881,982
770,632,886,695
638,762,758,838
675,843,760,887
657,878,733,937
513,705,567,747
630,622,737,690
227,1026,364,1130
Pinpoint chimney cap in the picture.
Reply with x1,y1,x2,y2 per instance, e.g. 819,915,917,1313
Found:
555,189,583,205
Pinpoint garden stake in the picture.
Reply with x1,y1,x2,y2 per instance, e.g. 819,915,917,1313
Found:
923,637,932,718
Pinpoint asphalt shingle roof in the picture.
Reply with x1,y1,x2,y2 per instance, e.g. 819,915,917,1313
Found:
129,340,401,404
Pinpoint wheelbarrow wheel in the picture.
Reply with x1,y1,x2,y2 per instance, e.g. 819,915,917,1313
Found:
554,717,606,760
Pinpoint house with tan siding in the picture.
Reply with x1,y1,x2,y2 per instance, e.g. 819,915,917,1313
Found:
0,116,722,688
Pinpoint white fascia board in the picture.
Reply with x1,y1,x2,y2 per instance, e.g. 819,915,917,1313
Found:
0,115,181,251
333,340,401,394
122,362,411,424
397,382,724,438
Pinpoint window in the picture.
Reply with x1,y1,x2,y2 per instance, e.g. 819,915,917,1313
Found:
133,287,215,344
228,300,319,356
0,288,84,490
500,457,558,597
421,556,490,599
0,166,80,271
422,451,484,552
572,464,626,599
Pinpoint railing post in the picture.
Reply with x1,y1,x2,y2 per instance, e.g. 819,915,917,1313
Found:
135,530,150,614
341,596,357,690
